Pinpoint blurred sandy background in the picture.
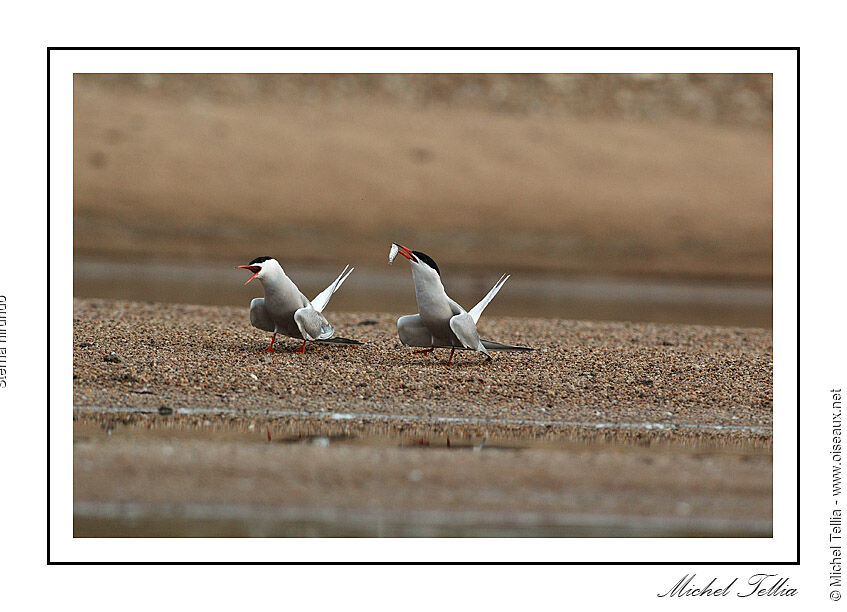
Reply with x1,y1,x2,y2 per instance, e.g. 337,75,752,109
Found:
73,74,772,325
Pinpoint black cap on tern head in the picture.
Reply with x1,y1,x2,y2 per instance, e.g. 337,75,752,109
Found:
249,256,274,265
412,251,440,276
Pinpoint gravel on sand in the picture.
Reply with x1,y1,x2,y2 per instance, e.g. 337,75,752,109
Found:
73,299,772,447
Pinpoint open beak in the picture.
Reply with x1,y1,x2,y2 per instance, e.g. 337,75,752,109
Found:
395,244,417,263
236,264,261,285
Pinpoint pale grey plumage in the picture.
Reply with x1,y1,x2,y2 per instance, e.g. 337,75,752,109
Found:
391,244,531,362
397,312,532,352
294,306,334,341
241,258,360,351
249,297,275,332
449,312,490,357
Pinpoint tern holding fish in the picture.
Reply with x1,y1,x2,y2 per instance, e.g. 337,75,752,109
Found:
389,243,532,364
237,256,361,353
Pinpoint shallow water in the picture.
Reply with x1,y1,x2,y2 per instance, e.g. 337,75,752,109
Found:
78,404,773,437
74,258,772,327
73,409,772,538
73,501,772,538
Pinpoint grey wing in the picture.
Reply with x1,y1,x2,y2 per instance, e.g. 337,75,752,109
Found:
449,313,489,356
294,307,334,341
397,314,434,347
249,298,276,332
447,297,466,316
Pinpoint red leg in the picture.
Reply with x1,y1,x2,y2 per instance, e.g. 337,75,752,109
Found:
264,333,276,353
298,339,306,353
414,347,435,354
446,347,455,365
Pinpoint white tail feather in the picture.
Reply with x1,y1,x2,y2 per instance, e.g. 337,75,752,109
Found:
310,265,355,313
468,274,509,324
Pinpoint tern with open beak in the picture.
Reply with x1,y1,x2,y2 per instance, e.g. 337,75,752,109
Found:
237,256,361,353
389,243,532,364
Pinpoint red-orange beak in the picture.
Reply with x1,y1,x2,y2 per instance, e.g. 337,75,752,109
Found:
396,244,417,263
236,264,261,285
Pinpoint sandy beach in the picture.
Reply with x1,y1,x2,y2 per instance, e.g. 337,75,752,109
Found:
73,75,772,282
73,299,772,537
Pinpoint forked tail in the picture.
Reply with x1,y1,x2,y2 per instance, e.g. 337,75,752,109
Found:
313,337,364,346
311,265,355,313
480,339,533,351
469,274,510,324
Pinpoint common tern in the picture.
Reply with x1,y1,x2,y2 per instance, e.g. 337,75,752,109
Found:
237,256,361,353
389,243,532,364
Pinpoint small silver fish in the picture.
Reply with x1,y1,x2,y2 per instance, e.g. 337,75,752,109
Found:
388,243,399,264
